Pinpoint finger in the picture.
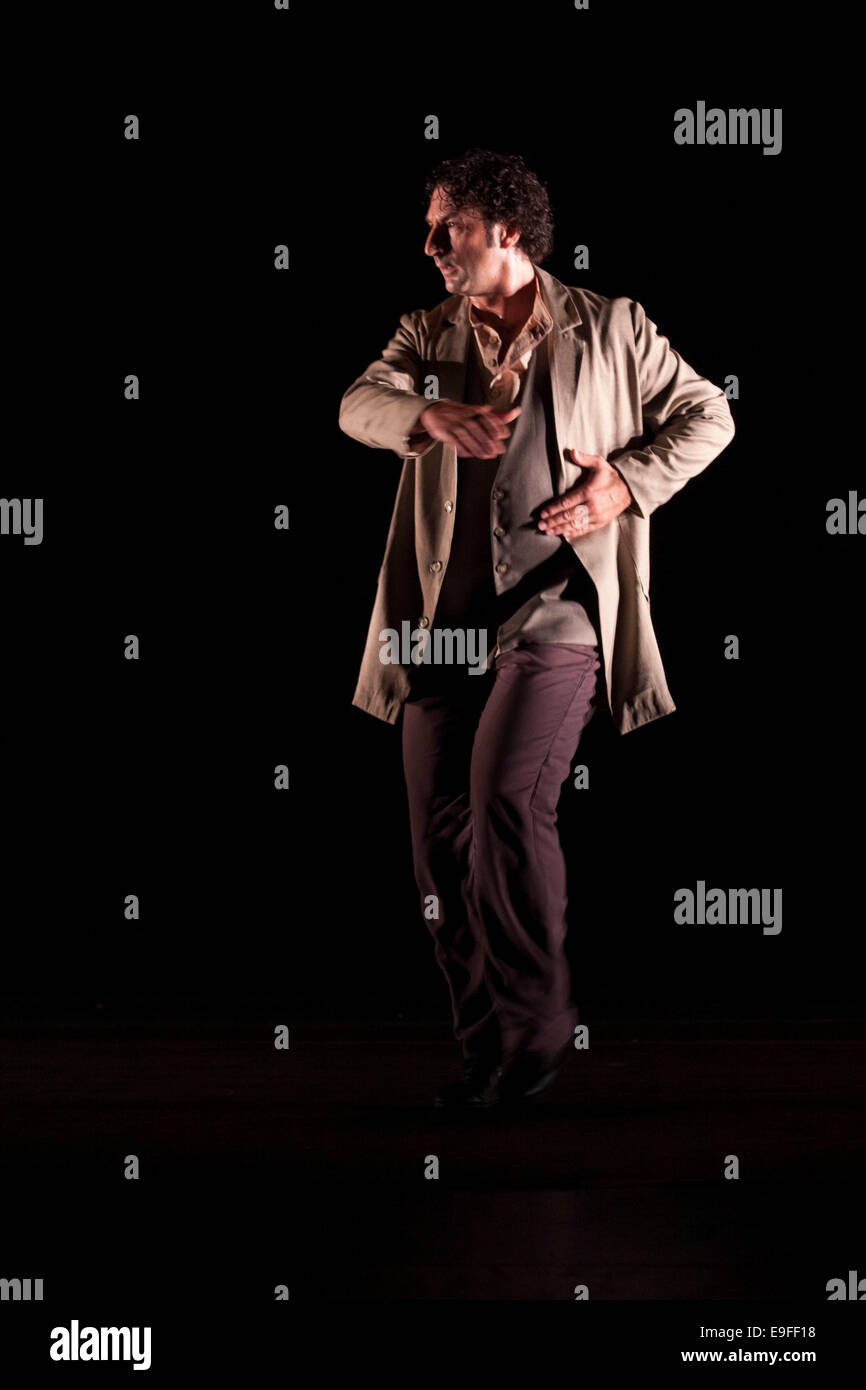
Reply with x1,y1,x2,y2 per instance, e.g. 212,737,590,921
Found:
468,406,519,442
543,504,592,535
479,416,517,444
454,424,501,458
465,409,513,442
538,492,586,521
472,413,516,452
464,420,505,456
549,520,591,538
448,419,493,455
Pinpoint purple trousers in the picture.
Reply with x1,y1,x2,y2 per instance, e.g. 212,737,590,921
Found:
401,642,600,1067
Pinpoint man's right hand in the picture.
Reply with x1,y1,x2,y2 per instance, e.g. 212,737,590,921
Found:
418,401,522,459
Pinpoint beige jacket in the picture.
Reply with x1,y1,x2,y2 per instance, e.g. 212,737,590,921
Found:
338,264,735,733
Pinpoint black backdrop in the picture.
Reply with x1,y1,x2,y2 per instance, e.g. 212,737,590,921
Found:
2,2,859,1024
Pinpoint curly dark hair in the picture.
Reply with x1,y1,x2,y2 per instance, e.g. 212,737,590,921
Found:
424,149,554,264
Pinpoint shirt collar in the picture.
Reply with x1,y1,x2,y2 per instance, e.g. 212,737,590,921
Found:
467,274,553,368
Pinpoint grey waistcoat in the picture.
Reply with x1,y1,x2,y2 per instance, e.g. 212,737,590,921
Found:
421,330,599,677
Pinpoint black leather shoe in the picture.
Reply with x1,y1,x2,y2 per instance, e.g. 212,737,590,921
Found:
496,1048,563,1104
434,1057,502,1109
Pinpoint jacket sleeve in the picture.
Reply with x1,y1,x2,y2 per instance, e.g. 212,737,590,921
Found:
338,309,438,459
608,298,736,520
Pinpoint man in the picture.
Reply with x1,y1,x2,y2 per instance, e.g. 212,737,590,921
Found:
338,149,735,1109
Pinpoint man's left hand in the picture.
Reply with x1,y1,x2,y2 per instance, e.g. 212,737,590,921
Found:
537,449,633,538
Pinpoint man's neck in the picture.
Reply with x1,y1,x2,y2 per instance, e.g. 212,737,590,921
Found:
469,267,537,330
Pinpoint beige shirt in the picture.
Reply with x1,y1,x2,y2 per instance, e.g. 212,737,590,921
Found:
467,276,553,404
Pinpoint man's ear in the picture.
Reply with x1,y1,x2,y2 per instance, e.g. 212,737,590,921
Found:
500,220,522,251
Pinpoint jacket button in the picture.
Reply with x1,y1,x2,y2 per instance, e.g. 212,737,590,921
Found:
418,616,429,628
493,526,506,539
444,500,453,512
429,560,442,573
495,562,509,575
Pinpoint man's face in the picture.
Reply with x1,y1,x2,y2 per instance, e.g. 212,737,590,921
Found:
423,187,506,296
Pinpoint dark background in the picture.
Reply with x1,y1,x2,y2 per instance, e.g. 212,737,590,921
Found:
2,2,857,1024
1,0,863,1359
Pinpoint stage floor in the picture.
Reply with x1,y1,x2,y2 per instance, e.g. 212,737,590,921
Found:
2,1013,864,1302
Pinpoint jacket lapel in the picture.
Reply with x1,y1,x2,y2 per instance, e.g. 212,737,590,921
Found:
534,265,584,498
534,268,616,591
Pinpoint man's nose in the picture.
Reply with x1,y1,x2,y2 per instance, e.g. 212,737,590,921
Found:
424,226,448,258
